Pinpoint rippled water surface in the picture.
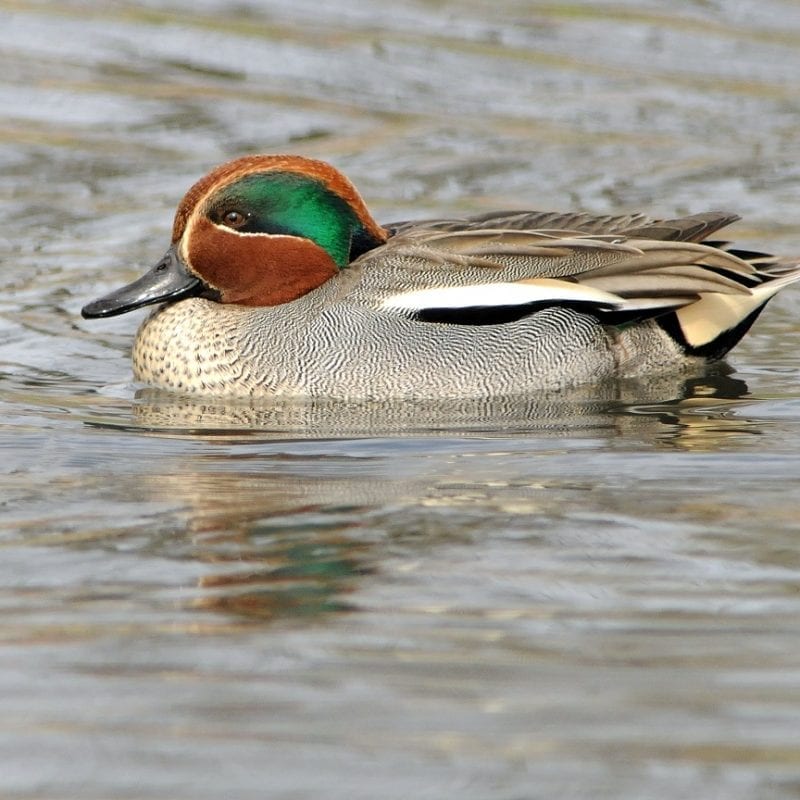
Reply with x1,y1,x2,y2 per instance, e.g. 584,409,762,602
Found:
4,1,800,797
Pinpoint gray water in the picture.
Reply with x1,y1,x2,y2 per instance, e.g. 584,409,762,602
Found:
4,1,800,798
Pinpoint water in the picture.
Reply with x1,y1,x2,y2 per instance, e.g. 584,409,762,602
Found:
3,1,800,797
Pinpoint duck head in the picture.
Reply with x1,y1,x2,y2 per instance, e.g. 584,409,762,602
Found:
81,155,388,318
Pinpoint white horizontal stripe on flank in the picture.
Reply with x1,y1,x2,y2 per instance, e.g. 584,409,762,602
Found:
382,280,625,312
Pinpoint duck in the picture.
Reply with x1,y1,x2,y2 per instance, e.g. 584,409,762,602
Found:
82,154,800,399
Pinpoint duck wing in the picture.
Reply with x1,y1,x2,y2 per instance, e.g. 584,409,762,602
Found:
385,210,740,242
363,213,800,355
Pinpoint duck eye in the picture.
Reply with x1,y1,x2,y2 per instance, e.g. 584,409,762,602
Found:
222,210,248,229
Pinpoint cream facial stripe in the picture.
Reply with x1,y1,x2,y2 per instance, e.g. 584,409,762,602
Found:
208,225,302,239
177,173,279,262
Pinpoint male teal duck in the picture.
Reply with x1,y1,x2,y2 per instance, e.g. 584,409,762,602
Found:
82,154,800,399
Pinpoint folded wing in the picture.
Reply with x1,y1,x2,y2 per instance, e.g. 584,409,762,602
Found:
372,211,800,357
